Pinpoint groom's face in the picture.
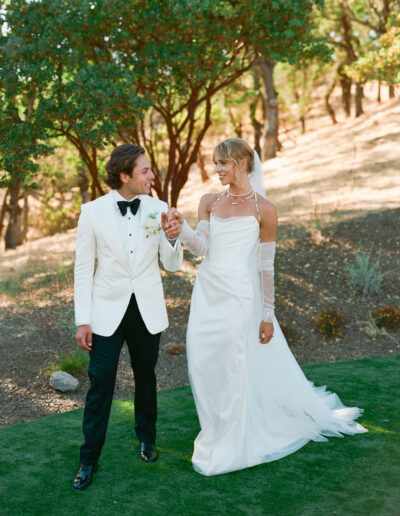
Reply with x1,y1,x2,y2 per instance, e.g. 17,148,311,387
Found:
121,154,155,196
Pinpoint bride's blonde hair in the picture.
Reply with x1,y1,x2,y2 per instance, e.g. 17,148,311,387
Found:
213,138,254,175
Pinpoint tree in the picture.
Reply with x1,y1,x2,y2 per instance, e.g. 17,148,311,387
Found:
1,0,145,203
0,92,52,248
320,1,366,118
2,0,327,219
347,13,400,86
344,0,399,96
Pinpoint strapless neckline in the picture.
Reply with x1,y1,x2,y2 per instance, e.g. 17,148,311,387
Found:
211,214,259,224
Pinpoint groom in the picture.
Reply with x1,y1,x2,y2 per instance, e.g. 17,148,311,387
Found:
73,143,183,490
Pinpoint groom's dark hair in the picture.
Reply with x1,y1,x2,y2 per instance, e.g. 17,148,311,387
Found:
105,143,145,190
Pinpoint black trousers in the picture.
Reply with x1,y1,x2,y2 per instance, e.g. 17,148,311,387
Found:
80,295,160,466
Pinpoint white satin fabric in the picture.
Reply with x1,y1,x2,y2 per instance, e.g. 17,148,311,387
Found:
186,215,367,476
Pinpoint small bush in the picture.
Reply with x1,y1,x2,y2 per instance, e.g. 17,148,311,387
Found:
40,206,76,236
42,264,74,289
345,249,384,295
0,278,22,297
372,307,400,329
47,350,89,377
315,310,344,338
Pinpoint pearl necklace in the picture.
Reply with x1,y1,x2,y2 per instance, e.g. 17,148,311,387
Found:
226,186,255,205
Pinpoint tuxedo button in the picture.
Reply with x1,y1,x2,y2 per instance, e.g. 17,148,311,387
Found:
129,234,132,236
130,251,133,254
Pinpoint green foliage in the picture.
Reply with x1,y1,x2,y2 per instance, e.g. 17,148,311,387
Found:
345,249,385,295
35,147,83,235
315,310,344,338
372,306,400,330
276,60,328,129
0,0,145,199
47,350,89,377
347,14,400,85
0,277,22,297
1,0,328,207
39,205,76,236
41,265,74,290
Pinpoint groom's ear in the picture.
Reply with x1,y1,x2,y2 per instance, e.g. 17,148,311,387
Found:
120,172,129,185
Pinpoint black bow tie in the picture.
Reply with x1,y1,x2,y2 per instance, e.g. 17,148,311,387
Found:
117,198,141,216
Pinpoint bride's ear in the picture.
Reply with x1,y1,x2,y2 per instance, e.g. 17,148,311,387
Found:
239,159,247,173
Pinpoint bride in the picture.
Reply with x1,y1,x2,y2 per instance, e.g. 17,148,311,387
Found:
170,137,367,476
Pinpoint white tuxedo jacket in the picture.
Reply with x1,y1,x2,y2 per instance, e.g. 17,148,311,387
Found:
74,192,183,336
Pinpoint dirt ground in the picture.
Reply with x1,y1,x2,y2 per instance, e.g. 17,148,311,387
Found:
0,95,399,428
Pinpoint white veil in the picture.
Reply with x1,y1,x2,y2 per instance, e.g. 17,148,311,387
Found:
250,150,266,198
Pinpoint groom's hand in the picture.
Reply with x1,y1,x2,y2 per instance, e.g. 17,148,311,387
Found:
76,324,93,351
166,208,183,225
161,210,182,239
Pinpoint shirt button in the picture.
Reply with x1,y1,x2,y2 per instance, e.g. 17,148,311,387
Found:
130,251,133,254
128,217,131,220
129,234,132,236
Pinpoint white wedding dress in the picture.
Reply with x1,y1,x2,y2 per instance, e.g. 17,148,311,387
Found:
184,214,367,476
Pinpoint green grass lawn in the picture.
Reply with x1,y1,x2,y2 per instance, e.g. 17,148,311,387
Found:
1,355,399,516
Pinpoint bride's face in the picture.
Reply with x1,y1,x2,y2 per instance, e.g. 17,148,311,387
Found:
214,158,236,185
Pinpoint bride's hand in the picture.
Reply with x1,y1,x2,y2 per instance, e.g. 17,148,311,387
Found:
166,207,184,224
259,321,273,344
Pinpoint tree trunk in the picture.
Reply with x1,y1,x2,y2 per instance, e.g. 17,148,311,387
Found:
325,78,337,124
258,57,279,160
355,83,364,117
300,116,306,134
67,138,105,201
228,107,243,138
339,9,359,118
340,74,352,117
0,187,10,240
377,81,381,102
77,160,90,204
250,69,263,156
22,190,29,240
197,145,210,183
389,84,395,98
5,182,24,250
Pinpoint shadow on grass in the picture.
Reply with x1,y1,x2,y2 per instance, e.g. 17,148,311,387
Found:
0,355,399,516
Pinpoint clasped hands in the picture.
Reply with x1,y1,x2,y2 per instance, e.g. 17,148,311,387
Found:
161,207,183,240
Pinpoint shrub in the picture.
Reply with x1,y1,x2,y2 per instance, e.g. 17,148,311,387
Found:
372,307,400,329
0,278,22,297
315,310,344,338
345,249,384,295
47,350,89,377
40,206,76,236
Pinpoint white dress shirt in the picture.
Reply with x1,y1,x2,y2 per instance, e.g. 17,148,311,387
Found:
113,189,142,274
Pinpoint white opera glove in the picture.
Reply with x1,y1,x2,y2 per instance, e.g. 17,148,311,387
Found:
259,241,276,323
180,219,210,257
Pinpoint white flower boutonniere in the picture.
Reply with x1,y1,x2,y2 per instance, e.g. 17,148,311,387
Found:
143,212,161,238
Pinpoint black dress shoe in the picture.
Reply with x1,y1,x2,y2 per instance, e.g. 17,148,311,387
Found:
73,463,98,490
140,442,159,463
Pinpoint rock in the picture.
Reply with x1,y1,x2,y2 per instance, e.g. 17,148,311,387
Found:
164,343,186,356
50,371,79,392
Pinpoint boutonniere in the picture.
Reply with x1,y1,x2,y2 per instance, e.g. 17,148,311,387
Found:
143,212,161,238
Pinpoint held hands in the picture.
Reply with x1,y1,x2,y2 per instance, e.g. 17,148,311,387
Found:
76,324,93,351
161,208,183,239
259,321,274,344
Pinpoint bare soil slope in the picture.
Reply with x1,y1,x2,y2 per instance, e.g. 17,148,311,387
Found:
1,98,399,427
